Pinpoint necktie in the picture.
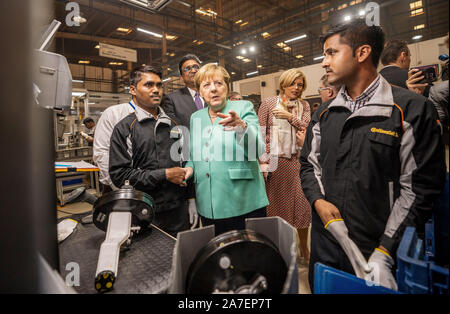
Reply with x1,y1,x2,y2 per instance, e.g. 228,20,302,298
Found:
194,92,203,110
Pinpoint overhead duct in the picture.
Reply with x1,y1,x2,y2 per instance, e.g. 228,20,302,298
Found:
119,0,173,12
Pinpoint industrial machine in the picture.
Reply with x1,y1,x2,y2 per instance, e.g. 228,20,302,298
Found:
92,181,155,293
186,229,288,294
168,216,299,294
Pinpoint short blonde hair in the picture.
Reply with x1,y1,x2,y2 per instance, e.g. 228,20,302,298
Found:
194,63,230,96
278,68,307,97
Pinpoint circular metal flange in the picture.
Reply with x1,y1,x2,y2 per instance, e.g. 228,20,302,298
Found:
186,229,288,294
93,184,155,232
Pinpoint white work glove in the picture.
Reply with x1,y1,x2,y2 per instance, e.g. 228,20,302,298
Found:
365,248,398,291
188,198,198,230
325,219,371,278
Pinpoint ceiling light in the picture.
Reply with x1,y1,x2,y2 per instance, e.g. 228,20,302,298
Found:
216,43,232,50
94,44,100,49
296,54,304,59
196,8,217,18
166,35,178,40
257,65,263,68
410,1,423,10
78,60,90,64
344,15,351,21
246,71,258,76
243,58,251,63
137,27,163,38
109,62,124,65
414,24,425,30
314,55,325,61
162,78,171,82
177,0,191,8
116,27,132,34
261,32,271,38
276,42,287,48
410,8,424,17
120,0,172,12
359,10,365,16
235,19,242,24
73,16,87,24
240,22,249,27
236,56,244,60
72,79,84,83
241,48,247,54
284,34,307,43
283,47,291,52
231,72,236,75
412,35,423,40
196,41,204,45
249,46,255,52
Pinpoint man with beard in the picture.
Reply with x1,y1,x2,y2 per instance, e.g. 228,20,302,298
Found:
300,19,446,291
109,65,193,236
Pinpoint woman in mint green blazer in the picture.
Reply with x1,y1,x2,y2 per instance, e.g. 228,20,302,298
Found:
184,63,269,235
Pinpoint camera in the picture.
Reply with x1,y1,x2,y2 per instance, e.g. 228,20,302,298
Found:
412,64,439,84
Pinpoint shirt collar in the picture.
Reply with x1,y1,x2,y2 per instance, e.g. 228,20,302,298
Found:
341,74,380,103
187,87,197,98
331,74,393,108
329,75,395,119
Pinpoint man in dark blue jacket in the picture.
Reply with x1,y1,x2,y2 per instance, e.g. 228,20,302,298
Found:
300,19,446,291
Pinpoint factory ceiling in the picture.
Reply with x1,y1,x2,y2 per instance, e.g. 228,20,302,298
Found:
52,0,449,85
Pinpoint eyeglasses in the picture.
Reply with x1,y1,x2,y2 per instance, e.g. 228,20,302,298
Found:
183,64,200,73
317,87,331,93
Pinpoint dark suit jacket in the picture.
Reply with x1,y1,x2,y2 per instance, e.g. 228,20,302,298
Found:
379,66,408,89
162,87,200,130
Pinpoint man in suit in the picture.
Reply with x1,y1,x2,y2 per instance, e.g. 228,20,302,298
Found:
163,54,204,129
379,40,411,89
161,54,203,229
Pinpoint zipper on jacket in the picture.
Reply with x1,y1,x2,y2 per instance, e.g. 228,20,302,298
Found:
388,181,394,211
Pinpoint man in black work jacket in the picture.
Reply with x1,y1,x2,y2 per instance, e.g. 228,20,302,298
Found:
109,65,192,236
300,19,446,291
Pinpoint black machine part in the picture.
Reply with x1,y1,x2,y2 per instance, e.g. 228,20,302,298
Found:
186,229,288,294
93,182,155,232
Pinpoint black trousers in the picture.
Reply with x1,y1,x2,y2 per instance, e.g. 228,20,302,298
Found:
152,200,190,238
200,207,267,236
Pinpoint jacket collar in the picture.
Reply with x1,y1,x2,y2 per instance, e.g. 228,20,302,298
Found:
329,75,395,118
134,104,172,126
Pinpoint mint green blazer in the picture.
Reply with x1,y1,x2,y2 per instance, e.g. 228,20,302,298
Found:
185,100,269,219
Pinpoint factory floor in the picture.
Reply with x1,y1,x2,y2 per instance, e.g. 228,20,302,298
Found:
57,200,312,294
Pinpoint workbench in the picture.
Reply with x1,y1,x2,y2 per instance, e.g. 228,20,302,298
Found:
55,161,100,206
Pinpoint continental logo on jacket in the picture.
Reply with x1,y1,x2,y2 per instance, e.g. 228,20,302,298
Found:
370,127,399,138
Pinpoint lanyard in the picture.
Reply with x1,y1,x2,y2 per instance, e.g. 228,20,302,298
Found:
128,101,135,110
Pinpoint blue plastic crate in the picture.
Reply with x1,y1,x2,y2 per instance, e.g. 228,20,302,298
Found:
396,226,449,294
313,263,399,294
61,178,83,186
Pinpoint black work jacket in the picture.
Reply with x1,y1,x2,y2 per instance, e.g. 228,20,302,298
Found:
300,76,446,256
109,106,190,213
